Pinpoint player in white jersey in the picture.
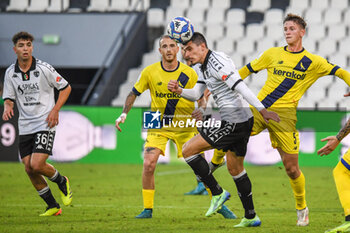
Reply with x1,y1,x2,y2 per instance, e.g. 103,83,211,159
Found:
2,32,72,216
168,32,280,227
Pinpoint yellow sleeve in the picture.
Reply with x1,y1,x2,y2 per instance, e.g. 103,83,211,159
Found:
335,68,350,86
132,69,149,96
239,66,251,80
315,55,341,77
239,48,273,80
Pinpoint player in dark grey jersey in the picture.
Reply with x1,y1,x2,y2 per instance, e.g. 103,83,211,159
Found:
168,32,280,227
2,32,72,216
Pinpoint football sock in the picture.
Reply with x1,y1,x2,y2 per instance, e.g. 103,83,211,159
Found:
289,171,306,210
233,169,256,219
49,170,67,195
333,162,350,218
142,189,155,209
185,154,223,195
38,186,59,208
49,170,65,184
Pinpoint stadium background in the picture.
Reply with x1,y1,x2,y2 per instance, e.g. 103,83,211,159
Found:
0,0,349,232
0,0,349,166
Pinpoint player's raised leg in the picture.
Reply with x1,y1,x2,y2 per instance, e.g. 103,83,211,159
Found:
22,155,61,216
182,134,230,217
135,147,161,218
278,148,308,226
31,153,72,206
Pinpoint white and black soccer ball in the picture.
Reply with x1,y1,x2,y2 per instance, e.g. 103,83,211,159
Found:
167,16,194,44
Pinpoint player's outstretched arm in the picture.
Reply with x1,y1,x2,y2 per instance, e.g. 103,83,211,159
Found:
46,85,71,128
318,118,350,156
115,91,137,132
168,80,206,102
317,136,339,156
2,99,14,121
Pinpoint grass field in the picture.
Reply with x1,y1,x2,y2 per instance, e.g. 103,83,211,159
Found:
0,162,344,233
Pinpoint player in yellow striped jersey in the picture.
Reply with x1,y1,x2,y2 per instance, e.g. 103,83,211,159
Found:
115,35,235,219
239,13,350,226
318,109,350,233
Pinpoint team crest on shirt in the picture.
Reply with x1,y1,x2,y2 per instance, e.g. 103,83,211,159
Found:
34,71,40,77
294,56,312,72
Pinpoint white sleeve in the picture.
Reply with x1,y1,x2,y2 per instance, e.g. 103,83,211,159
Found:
217,56,265,111
2,68,16,101
40,62,69,90
181,82,207,101
235,81,265,111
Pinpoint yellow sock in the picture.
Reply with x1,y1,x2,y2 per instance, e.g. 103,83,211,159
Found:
289,171,306,210
211,149,225,165
205,187,212,199
333,162,350,216
142,189,155,209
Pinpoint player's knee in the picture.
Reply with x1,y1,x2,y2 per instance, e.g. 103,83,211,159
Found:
285,165,300,179
30,161,43,173
24,164,34,175
143,159,157,175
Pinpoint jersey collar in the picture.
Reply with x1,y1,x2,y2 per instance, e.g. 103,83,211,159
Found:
160,60,180,72
201,50,212,72
284,46,304,54
14,56,37,73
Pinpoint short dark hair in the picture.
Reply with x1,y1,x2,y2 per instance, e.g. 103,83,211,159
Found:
185,32,208,48
283,13,307,29
159,34,174,47
12,31,34,45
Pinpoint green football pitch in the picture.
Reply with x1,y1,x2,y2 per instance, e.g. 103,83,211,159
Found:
0,162,344,233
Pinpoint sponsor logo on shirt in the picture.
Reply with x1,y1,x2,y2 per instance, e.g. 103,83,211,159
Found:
273,68,306,80
17,83,40,95
221,72,234,81
155,91,181,98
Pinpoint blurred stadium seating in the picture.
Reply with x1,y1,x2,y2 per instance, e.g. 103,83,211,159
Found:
0,0,349,109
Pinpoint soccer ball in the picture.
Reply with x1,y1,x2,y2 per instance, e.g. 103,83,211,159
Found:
167,16,194,44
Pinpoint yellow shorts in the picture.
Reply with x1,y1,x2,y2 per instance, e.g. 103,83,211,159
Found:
251,107,300,154
342,149,350,169
144,130,197,158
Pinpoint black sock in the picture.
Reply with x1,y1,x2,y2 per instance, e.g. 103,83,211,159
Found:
346,215,350,221
38,186,59,208
49,170,67,195
185,154,222,195
233,170,256,219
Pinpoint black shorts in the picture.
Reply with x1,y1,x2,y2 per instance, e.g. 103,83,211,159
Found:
199,117,254,156
19,130,55,158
